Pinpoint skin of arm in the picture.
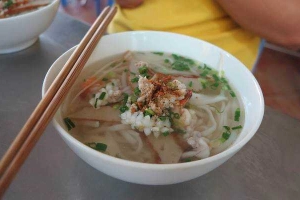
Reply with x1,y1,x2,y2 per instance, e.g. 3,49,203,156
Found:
216,0,300,50
115,0,300,49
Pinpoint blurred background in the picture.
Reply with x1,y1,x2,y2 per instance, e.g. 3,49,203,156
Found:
60,0,300,121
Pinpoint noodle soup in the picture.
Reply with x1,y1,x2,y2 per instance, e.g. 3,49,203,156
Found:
62,51,244,164
0,0,51,18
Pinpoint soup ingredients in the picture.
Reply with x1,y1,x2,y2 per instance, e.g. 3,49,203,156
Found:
62,51,244,164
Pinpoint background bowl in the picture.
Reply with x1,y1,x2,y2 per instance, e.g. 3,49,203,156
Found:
0,0,59,54
42,31,264,185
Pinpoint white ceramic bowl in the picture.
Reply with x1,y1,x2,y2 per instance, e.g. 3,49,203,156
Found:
0,0,59,54
42,31,264,185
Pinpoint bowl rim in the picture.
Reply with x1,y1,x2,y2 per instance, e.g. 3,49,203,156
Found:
0,0,59,22
43,31,265,170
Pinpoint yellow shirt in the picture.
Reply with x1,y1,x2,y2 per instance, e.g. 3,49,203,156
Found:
108,0,260,70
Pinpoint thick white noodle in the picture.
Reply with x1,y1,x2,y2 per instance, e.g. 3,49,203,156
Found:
196,106,217,137
107,124,131,132
190,93,228,106
123,130,143,154
181,138,210,159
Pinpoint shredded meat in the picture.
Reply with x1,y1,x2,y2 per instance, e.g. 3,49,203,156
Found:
137,73,192,115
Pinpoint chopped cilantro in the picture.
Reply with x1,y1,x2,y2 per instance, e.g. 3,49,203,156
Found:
162,131,170,137
153,52,164,56
144,109,155,117
222,132,231,140
139,66,148,74
172,61,190,71
159,116,167,121
134,87,141,96
63,117,75,131
87,142,107,152
131,77,139,83
232,125,243,130
119,105,129,113
99,92,106,100
234,108,241,121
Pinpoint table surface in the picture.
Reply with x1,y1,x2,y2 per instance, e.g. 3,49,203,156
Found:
1,12,300,200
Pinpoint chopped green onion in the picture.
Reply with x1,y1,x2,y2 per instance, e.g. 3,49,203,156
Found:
131,77,139,83
94,98,99,108
229,90,236,97
144,109,155,117
223,126,230,131
130,72,136,75
130,95,138,103
96,143,107,151
159,116,167,121
87,142,107,152
232,125,243,130
172,61,190,71
172,54,180,60
188,81,193,87
220,77,228,84
199,79,207,89
234,108,241,121
113,104,120,109
63,117,75,131
203,64,212,70
123,93,129,103
92,94,96,98
162,131,170,137
222,132,231,140
99,92,106,100
139,66,148,74
183,158,192,162
107,71,116,78
153,52,164,56
134,87,141,96
173,113,180,119
164,59,170,63
3,0,13,9
67,118,75,128
200,70,208,77
212,74,220,82
112,82,115,86
124,69,128,72
222,84,231,90
119,105,129,113
210,83,219,90
102,77,108,81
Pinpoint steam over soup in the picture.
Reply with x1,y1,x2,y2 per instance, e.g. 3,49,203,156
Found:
62,51,244,164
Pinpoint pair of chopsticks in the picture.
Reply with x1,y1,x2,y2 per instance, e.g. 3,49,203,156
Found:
0,6,117,197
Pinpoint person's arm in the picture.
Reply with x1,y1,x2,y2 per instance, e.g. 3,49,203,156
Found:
115,0,144,9
216,0,300,50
